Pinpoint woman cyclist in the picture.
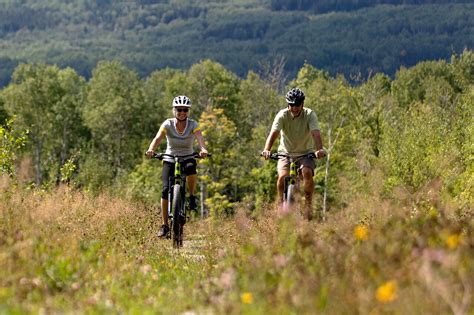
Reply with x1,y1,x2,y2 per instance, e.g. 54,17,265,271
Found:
146,95,208,238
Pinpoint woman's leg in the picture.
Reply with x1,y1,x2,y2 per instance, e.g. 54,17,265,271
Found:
187,174,197,195
159,162,173,235
161,198,168,225
187,174,198,210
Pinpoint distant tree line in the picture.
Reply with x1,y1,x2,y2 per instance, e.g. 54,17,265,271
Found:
0,1,472,88
270,0,473,13
1,50,472,216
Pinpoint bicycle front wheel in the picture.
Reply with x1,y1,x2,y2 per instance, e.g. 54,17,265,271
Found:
286,184,296,206
172,184,183,247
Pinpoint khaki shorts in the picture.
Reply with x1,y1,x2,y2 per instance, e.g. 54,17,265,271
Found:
277,156,316,174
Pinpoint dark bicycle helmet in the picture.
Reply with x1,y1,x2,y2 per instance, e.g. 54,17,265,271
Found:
172,95,192,108
285,88,305,105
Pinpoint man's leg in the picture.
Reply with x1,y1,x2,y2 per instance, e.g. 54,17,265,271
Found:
277,170,289,204
277,158,290,205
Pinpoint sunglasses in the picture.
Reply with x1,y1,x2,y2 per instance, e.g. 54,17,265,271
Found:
288,103,302,107
176,108,189,113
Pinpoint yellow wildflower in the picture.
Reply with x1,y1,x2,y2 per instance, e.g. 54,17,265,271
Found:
241,292,253,304
354,225,369,241
428,207,439,218
376,281,397,303
446,234,461,250
0,287,11,298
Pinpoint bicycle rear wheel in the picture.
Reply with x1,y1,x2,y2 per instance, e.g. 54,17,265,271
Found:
172,184,183,247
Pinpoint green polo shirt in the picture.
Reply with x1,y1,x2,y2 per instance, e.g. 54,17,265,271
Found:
271,107,320,155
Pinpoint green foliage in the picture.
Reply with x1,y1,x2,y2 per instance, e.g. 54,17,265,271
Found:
381,102,471,213
186,59,242,122
382,102,447,189
199,108,238,216
59,155,77,184
124,158,162,205
75,151,115,194
42,253,79,292
0,118,27,177
0,48,472,213
0,57,20,89
83,60,145,175
238,71,281,138
0,96,9,124
251,159,277,208
141,67,182,133
392,60,451,107
381,52,473,212
451,90,474,208
1,63,87,186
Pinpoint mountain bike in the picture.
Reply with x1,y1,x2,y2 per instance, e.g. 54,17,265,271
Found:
266,152,316,215
152,152,210,248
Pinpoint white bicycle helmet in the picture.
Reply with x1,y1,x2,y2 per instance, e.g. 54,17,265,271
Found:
172,95,192,108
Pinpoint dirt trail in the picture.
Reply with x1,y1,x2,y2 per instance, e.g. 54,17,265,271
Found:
181,234,207,261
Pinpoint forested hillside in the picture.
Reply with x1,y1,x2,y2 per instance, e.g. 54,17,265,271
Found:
0,0,472,86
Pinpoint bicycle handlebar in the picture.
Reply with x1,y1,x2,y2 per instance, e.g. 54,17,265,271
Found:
150,152,212,160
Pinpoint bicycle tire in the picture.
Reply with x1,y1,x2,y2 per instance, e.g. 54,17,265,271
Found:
286,184,296,206
172,184,183,247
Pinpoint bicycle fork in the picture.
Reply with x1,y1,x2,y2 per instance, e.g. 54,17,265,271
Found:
283,161,298,202
168,161,180,217
167,161,186,238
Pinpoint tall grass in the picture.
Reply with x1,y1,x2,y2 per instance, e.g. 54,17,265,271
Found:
1,176,472,314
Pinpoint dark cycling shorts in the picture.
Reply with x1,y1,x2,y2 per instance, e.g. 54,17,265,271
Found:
161,159,197,199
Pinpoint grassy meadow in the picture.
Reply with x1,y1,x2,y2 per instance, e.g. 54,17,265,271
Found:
1,175,472,314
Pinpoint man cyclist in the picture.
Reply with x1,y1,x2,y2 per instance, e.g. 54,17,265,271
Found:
261,88,325,219
146,95,208,238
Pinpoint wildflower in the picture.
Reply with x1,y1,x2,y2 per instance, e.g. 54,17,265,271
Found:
219,268,236,289
274,254,289,268
71,282,81,290
446,234,461,250
241,292,253,304
428,207,439,218
0,287,11,298
140,264,152,275
354,225,369,241
376,281,397,303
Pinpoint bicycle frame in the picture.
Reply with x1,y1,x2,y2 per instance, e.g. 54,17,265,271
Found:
151,152,195,247
167,156,186,223
269,152,316,204
152,152,209,247
284,156,299,200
